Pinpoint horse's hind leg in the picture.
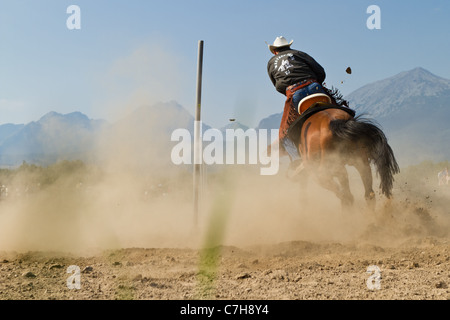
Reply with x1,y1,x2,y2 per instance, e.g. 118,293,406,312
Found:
335,166,354,208
353,156,375,211
316,163,353,209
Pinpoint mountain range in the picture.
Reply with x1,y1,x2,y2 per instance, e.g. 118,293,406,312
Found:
0,112,107,166
348,67,450,165
1,67,449,168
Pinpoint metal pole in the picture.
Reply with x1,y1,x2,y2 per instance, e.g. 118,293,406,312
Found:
193,40,204,227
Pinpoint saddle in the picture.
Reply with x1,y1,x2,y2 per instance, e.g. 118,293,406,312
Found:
287,93,356,145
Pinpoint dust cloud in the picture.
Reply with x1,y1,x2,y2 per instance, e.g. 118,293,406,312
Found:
0,43,197,254
218,166,449,253
0,128,195,254
1,133,449,255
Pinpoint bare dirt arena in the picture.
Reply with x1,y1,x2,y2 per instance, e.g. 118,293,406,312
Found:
0,163,449,301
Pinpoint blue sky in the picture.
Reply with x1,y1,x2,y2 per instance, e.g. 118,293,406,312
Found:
1,0,450,128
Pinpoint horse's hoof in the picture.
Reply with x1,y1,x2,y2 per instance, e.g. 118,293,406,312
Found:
366,192,375,200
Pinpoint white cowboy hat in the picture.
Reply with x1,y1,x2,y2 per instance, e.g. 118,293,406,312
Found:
267,36,293,54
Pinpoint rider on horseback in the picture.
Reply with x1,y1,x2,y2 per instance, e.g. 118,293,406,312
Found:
267,36,327,177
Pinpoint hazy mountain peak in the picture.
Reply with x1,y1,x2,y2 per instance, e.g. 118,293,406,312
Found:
347,67,450,118
39,111,61,121
66,111,90,119
38,111,90,124
401,67,430,76
392,67,449,84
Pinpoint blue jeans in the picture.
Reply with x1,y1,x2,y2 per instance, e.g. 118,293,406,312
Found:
282,137,300,162
292,82,326,110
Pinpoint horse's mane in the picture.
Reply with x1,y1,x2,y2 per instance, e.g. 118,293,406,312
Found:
323,86,350,108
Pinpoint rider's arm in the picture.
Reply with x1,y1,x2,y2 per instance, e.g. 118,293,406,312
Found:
298,51,326,84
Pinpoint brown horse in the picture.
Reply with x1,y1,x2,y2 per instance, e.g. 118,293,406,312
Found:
287,92,400,210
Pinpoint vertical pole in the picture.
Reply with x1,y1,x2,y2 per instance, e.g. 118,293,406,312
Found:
193,40,204,227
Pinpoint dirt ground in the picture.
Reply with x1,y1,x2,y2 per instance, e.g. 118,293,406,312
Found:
0,237,448,300
0,165,449,301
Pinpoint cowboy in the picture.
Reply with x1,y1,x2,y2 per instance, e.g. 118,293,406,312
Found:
267,36,327,177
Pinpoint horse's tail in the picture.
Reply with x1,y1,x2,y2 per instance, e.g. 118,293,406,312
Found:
329,116,400,198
